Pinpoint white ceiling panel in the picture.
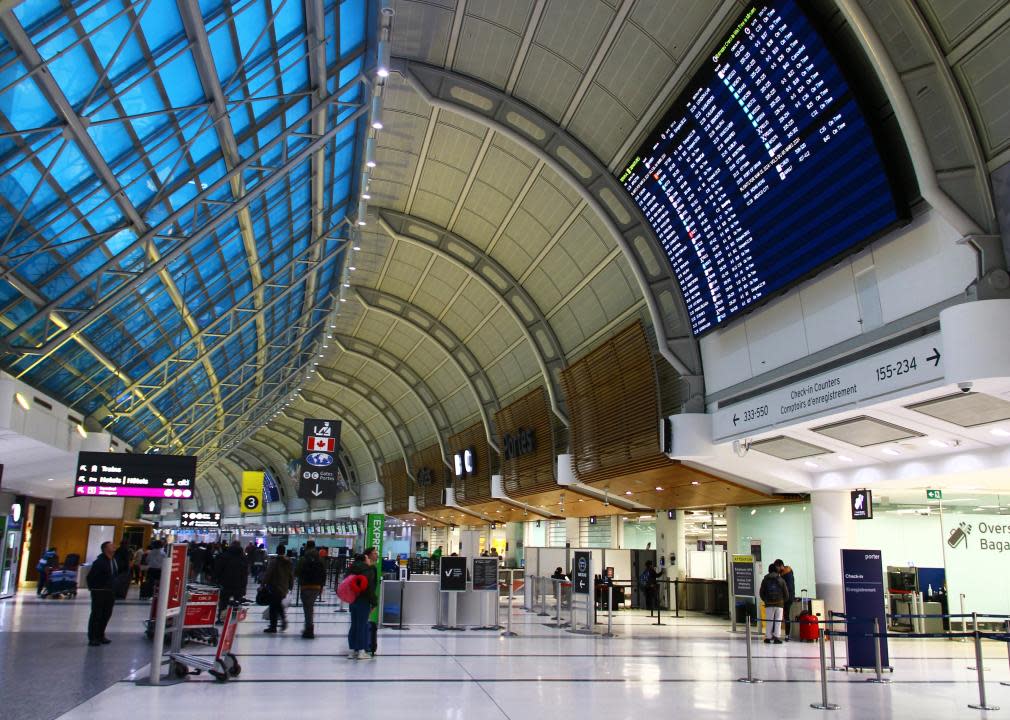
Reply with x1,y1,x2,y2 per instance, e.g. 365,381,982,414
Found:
467,0,534,34
392,0,455,65
513,45,581,122
629,0,723,62
535,0,614,70
453,16,522,88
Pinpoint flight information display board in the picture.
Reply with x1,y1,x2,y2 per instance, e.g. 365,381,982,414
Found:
620,0,904,336
74,451,196,499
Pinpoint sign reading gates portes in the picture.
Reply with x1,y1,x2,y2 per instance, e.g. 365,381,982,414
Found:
74,451,196,499
180,511,222,529
573,551,591,595
841,549,889,670
439,555,467,592
472,557,499,591
299,419,342,501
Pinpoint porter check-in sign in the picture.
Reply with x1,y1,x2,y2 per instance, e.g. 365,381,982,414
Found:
299,419,341,501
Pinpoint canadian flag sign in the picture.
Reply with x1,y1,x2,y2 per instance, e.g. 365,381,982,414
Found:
307,436,335,452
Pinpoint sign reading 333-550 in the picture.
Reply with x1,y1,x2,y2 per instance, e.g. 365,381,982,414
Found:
299,419,342,501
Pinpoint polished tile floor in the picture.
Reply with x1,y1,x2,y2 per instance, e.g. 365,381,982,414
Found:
2,586,1006,719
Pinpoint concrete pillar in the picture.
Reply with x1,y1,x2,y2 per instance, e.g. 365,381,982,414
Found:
811,491,856,613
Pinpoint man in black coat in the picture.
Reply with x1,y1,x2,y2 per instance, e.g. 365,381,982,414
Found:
214,540,249,623
86,542,119,646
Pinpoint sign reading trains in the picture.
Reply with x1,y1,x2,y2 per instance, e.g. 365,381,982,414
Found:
299,419,342,501
74,451,196,499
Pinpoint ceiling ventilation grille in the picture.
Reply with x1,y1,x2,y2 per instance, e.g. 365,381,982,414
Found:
811,415,923,447
906,392,1010,428
749,436,832,460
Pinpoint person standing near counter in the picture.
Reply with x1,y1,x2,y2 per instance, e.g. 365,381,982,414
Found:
86,542,118,646
346,549,378,659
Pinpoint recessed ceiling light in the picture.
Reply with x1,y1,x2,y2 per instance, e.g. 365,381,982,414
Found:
882,447,902,456
625,491,632,495
990,427,1010,438
691,481,700,486
837,455,853,463
655,486,663,491
779,507,786,513
804,461,820,469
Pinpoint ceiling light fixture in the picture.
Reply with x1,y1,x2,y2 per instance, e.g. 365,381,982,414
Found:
804,461,820,469
691,480,700,486
15,392,29,410
370,95,383,129
655,486,663,491
990,427,1010,438
750,508,757,516
837,455,854,463
882,447,902,456
365,137,376,168
377,37,390,78
76,423,88,439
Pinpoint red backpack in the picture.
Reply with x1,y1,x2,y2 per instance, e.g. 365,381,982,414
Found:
337,574,367,603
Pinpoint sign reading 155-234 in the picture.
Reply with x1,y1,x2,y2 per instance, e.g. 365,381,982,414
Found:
713,334,944,441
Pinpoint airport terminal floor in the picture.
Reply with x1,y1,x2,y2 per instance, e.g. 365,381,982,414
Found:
2,587,1007,720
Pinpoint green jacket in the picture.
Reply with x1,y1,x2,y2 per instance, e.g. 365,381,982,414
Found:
348,559,378,607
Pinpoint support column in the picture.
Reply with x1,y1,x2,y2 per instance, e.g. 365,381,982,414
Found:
811,491,856,614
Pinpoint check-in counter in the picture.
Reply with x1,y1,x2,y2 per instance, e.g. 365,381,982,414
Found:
381,578,501,627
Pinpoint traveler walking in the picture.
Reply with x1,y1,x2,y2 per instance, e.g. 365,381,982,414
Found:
775,559,796,640
296,541,326,639
639,560,664,614
86,542,119,646
346,548,378,659
132,546,144,584
215,541,249,624
262,544,293,633
759,564,790,644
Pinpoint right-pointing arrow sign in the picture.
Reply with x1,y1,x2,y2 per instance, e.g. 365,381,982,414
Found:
926,348,941,367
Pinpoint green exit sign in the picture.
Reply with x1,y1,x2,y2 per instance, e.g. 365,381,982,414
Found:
927,489,942,500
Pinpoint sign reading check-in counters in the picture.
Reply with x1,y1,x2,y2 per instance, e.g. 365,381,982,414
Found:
439,556,467,592
713,334,944,441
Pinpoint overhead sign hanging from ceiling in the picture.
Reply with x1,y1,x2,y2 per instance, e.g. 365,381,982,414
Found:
713,334,943,441
299,419,342,501
74,451,196,499
850,489,873,520
180,511,222,528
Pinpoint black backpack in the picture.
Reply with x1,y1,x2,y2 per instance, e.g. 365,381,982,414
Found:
762,575,784,603
302,557,326,586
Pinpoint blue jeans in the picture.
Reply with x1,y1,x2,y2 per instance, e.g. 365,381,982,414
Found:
348,599,371,651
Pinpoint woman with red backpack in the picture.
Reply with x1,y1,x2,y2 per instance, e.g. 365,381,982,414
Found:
343,548,378,659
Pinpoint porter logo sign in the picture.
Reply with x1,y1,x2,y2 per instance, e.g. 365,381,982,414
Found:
503,428,536,460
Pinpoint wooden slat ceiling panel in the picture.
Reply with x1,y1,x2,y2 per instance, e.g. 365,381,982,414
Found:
412,443,448,511
562,321,673,484
380,458,410,516
448,421,493,506
494,386,557,498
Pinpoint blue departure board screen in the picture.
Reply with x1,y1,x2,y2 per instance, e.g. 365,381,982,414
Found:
620,0,904,336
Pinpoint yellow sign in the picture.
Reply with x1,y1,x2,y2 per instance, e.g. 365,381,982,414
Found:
241,471,264,513
732,554,753,564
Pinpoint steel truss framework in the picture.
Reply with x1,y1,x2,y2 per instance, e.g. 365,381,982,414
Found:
398,60,704,410
0,0,371,461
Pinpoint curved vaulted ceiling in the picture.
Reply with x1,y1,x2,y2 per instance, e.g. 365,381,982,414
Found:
1,0,1007,515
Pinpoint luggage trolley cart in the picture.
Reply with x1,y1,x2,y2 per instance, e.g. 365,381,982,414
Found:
145,584,220,646
169,601,247,682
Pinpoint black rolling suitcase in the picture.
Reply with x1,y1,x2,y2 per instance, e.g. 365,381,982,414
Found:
139,575,154,600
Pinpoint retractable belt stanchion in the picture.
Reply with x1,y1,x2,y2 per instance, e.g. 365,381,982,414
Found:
538,576,550,617
674,578,680,618
737,615,761,684
654,583,663,626
866,617,890,684
502,578,518,637
968,612,990,671
969,612,999,711
810,627,839,711
1001,620,1010,687
602,585,615,638
552,579,563,628
827,613,840,672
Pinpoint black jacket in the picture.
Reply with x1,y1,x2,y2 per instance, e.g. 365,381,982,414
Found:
87,554,118,592
348,559,378,607
214,546,249,594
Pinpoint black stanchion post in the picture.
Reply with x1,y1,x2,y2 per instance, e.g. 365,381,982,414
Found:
1000,619,1010,687
655,583,663,626
969,612,999,711
602,585,615,638
866,617,890,684
737,615,762,684
811,629,840,711
674,578,680,618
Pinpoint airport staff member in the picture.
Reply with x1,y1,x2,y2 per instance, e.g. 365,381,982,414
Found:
86,542,119,646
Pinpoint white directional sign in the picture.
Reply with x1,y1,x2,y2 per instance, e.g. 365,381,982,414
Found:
713,334,944,441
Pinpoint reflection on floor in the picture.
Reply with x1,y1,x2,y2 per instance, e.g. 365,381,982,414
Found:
1,587,1005,719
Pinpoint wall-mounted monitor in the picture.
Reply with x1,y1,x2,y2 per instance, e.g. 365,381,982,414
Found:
74,451,196,499
619,0,906,336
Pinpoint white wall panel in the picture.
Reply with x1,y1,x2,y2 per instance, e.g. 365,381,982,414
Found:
701,211,975,394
